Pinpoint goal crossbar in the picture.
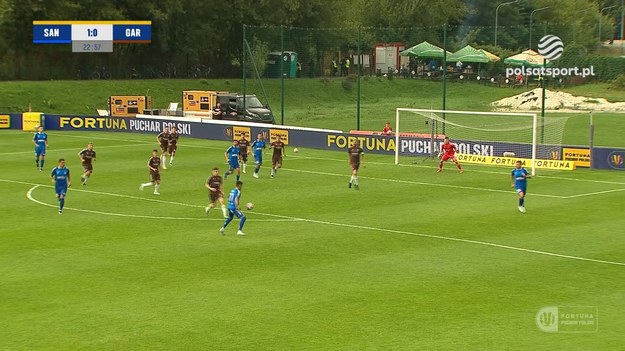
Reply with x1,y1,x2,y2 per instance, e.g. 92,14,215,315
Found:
395,108,539,175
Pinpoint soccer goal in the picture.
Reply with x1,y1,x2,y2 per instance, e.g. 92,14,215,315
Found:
394,108,569,176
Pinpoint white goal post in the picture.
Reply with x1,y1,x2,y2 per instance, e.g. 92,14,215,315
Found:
394,108,569,176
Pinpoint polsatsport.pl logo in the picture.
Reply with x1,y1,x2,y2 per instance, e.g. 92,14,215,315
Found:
506,66,596,79
506,35,596,78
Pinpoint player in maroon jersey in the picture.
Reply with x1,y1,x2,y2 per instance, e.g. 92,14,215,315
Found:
78,142,96,185
156,127,170,170
238,134,250,174
437,137,463,173
205,167,228,218
269,135,286,178
167,126,179,166
347,139,365,190
139,149,162,195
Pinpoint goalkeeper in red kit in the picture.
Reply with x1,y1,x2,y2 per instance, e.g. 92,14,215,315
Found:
437,137,463,173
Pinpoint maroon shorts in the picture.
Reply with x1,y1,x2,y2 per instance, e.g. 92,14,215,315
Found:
150,171,161,182
168,144,177,154
82,163,93,172
272,155,282,165
210,191,223,203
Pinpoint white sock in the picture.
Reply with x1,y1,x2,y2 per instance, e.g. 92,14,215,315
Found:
141,182,153,187
242,163,246,172
221,205,227,217
350,175,355,183
169,155,174,164
354,176,358,186
154,184,161,192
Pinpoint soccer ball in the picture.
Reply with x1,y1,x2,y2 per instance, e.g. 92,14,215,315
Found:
293,148,299,153
245,202,254,210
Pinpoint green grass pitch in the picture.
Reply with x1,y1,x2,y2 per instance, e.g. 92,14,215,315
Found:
1,130,624,350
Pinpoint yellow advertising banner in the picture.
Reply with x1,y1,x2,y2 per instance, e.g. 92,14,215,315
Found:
233,126,251,140
562,147,591,167
0,115,10,129
456,153,575,171
22,112,43,131
270,129,289,145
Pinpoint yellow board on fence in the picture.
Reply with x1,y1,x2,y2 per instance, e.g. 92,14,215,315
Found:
456,153,575,171
233,126,251,140
0,115,10,128
562,147,590,168
22,112,44,131
270,129,289,144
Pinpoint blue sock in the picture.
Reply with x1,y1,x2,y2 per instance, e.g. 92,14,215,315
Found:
255,166,260,173
520,198,524,206
40,159,45,169
223,217,233,228
239,215,247,230
59,197,65,210
236,174,240,181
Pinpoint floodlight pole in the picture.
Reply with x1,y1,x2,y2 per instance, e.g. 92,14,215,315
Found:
621,0,624,54
242,25,247,113
442,24,447,135
574,8,595,42
541,57,546,144
280,25,284,125
495,0,521,46
529,7,549,49
357,26,361,131
599,5,617,41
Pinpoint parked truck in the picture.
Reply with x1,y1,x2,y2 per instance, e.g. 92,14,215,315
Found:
182,90,275,124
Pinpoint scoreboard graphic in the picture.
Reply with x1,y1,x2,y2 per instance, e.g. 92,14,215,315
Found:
33,20,151,52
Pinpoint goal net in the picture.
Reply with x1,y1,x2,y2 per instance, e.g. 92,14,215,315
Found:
394,108,569,176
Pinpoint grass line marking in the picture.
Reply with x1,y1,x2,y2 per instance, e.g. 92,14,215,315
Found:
253,211,625,267
0,143,154,156
290,154,625,185
280,167,566,199
564,188,625,198
10,179,624,267
25,185,297,222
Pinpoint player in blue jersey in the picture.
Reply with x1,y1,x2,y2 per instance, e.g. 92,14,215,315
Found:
511,160,531,213
32,126,48,171
219,181,247,236
50,158,71,214
224,140,241,181
250,133,266,178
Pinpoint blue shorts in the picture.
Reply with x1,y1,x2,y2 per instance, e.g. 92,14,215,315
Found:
229,161,240,170
516,187,527,194
254,153,263,164
35,146,46,157
227,208,244,219
55,185,67,197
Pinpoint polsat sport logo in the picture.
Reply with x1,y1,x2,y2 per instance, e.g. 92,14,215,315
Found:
608,151,624,169
538,35,564,60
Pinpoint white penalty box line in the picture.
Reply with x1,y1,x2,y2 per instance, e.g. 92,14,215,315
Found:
287,154,625,199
